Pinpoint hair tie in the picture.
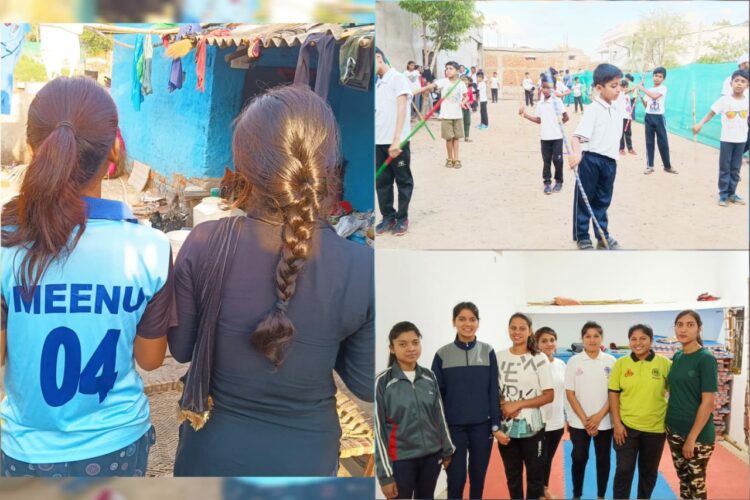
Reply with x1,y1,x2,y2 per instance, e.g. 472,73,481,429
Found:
56,121,75,132
275,300,289,313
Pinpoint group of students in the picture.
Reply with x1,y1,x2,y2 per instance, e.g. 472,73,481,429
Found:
0,76,374,477
376,304,719,500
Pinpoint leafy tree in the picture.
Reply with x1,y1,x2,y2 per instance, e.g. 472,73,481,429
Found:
399,0,482,73
625,10,687,71
697,32,749,64
80,28,113,58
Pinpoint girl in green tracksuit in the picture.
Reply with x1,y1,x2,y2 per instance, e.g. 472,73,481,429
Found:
375,322,455,499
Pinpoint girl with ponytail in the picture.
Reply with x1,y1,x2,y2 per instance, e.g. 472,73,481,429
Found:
496,313,554,500
1,77,174,477
168,85,374,476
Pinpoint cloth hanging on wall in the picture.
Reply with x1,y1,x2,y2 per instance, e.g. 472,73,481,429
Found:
131,34,144,110
142,34,153,95
339,29,373,91
168,23,202,93
1,23,30,115
195,37,207,92
293,33,337,100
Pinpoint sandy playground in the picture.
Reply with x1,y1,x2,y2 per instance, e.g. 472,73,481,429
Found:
376,98,749,250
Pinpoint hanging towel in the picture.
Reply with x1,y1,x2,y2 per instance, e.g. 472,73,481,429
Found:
195,38,207,92
142,34,153,95
132,34,145,110
293,33,337,100
1,23,30,115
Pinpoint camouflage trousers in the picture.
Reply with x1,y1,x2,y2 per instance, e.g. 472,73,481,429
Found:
666,427,714,499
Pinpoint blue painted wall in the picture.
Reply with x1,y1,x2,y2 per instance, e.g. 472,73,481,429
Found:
111,34,373,211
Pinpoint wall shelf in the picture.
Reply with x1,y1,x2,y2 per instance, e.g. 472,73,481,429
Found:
521,301,729,315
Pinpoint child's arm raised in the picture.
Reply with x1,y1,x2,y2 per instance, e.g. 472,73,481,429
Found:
518,106,541,124
414,82,437,95
639,83,664,100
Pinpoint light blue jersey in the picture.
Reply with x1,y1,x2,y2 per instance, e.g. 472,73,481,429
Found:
1,197,172,463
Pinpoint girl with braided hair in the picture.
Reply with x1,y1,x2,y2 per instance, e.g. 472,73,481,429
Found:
168,84,374,476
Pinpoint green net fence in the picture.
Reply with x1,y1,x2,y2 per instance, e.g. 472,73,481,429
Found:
568,62,739,149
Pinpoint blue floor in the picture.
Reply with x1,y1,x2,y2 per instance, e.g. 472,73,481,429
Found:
563,439,677,499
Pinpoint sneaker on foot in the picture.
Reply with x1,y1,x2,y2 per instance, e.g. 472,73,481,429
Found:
644,168,654,175
552,183,562,193
729,194,746,205
375,219,396,235
544,184,552,195
718,196,729,207
576,239,594,250
628,149,637,155
393,219,409,236
596,237,620,250
664,168,678,174
619,149,626,155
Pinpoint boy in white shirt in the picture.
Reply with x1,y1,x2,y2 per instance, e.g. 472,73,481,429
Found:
420,61,469,168
490,71,499,103
572,77,585,113
519,78,569,194
476,72,489,129
522,72,534,106
569,63,624,250
639,66,677,174
694,69,750,206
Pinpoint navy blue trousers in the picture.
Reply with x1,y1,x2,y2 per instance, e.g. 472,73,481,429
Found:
644,113,672,169
573,152,617,242
719,141,744,197
446,420,493,499
392,451,442,499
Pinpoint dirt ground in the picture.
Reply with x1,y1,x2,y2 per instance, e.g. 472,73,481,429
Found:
376,98,749,250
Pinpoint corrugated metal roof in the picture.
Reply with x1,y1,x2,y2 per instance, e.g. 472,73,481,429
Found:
200,23,373,49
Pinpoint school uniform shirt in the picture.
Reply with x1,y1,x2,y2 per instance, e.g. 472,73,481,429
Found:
0,197,175,463
710,94,750,143
573,83,583,97
665,348,718,444
434,78,467,120
574,96,623,161
536,95,565,141
477,81,488,102
404,69,421,92
555,80,569,96
616,91,632,121
523,78,534,91
608,350,671,433
644,84,667,115
490,77,499,89
497,350,553,438
541,357,566,432
564,351,616,430
376,68,413,146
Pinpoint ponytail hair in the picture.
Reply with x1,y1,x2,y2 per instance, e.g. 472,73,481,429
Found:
509,312,539,355
1,77,118,296
388,321,422,367
232,85,341,366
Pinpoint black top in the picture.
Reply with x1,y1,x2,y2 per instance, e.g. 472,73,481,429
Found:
168,216,373,476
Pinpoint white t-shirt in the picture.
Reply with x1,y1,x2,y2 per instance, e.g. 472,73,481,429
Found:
615,91,632,120
490,77,499,89
404,69,421,92
404,370,416,383
573,83,583,97
711,94,750,143
574,96,623,161
535,95,565,141
523,77,533,91
478,81,488,102
644,84,667,115
470,72,478,83
497,350,553,435
434,78,467,120
541,357,566,431
722,75,749,98
564,351,616,430
555,80,569,96
375,68,412,145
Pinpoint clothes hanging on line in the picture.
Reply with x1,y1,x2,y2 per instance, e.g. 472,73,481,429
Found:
169,23,201,93
142,34,154,95
293,32,337,100
132,34,144,110
339,30,373,92
1,23,30,115
195,38,207,92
